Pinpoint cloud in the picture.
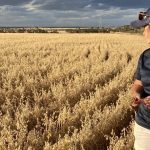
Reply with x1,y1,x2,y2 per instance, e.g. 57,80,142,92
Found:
0,0,150,11
36,0,91,11
84,4,92,9
23,0,44,11
0,0,149,27
27,0,150,11
0,0,31,6
92,0,150,9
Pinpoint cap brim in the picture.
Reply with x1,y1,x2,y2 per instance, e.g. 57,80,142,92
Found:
130,20,147,28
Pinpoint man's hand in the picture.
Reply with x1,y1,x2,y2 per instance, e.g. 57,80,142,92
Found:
130,94,141,112
143,96,150,109
130,80,143,112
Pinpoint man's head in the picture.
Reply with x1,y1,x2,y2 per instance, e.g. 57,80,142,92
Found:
131,8,150,43
130,8,150,28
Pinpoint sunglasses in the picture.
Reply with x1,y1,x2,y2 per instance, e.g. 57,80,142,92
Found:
139,11,150,20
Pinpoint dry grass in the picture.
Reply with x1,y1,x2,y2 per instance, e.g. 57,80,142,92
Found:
0,33,149,150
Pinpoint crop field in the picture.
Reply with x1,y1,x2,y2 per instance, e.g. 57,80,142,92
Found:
0,33,149,150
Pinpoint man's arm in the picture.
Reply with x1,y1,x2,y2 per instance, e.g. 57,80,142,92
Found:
131,79,143,99
130,79,144,111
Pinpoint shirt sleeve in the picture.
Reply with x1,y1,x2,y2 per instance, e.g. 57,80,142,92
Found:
135,53,143,80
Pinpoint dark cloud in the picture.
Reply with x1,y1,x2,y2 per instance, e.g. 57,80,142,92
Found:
1,0,149,11
92,0,150,9
0,0,149,27
34,0,92,11
32,0,150,11
0,0,31,6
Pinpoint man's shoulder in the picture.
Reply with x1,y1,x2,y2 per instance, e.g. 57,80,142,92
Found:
143,48,150,56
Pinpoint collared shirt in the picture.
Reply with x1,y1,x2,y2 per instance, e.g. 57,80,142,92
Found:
135,48,150,129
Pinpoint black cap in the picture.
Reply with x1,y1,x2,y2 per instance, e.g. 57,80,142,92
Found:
130,8,150,28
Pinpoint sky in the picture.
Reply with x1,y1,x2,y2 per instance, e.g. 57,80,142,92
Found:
0,0,150,27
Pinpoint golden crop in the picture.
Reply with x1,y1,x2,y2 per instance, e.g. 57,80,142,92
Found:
0,33,149,150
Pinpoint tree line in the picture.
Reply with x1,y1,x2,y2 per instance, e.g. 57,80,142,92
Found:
0,25,141,34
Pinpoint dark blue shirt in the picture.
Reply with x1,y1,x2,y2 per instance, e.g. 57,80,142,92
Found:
135,48,150,129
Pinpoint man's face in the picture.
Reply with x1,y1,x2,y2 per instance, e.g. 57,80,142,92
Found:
143,25,150,44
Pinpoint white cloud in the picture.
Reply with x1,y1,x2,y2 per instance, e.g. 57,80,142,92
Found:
23,0,44,11
84,4,92,8
98,3,104,7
